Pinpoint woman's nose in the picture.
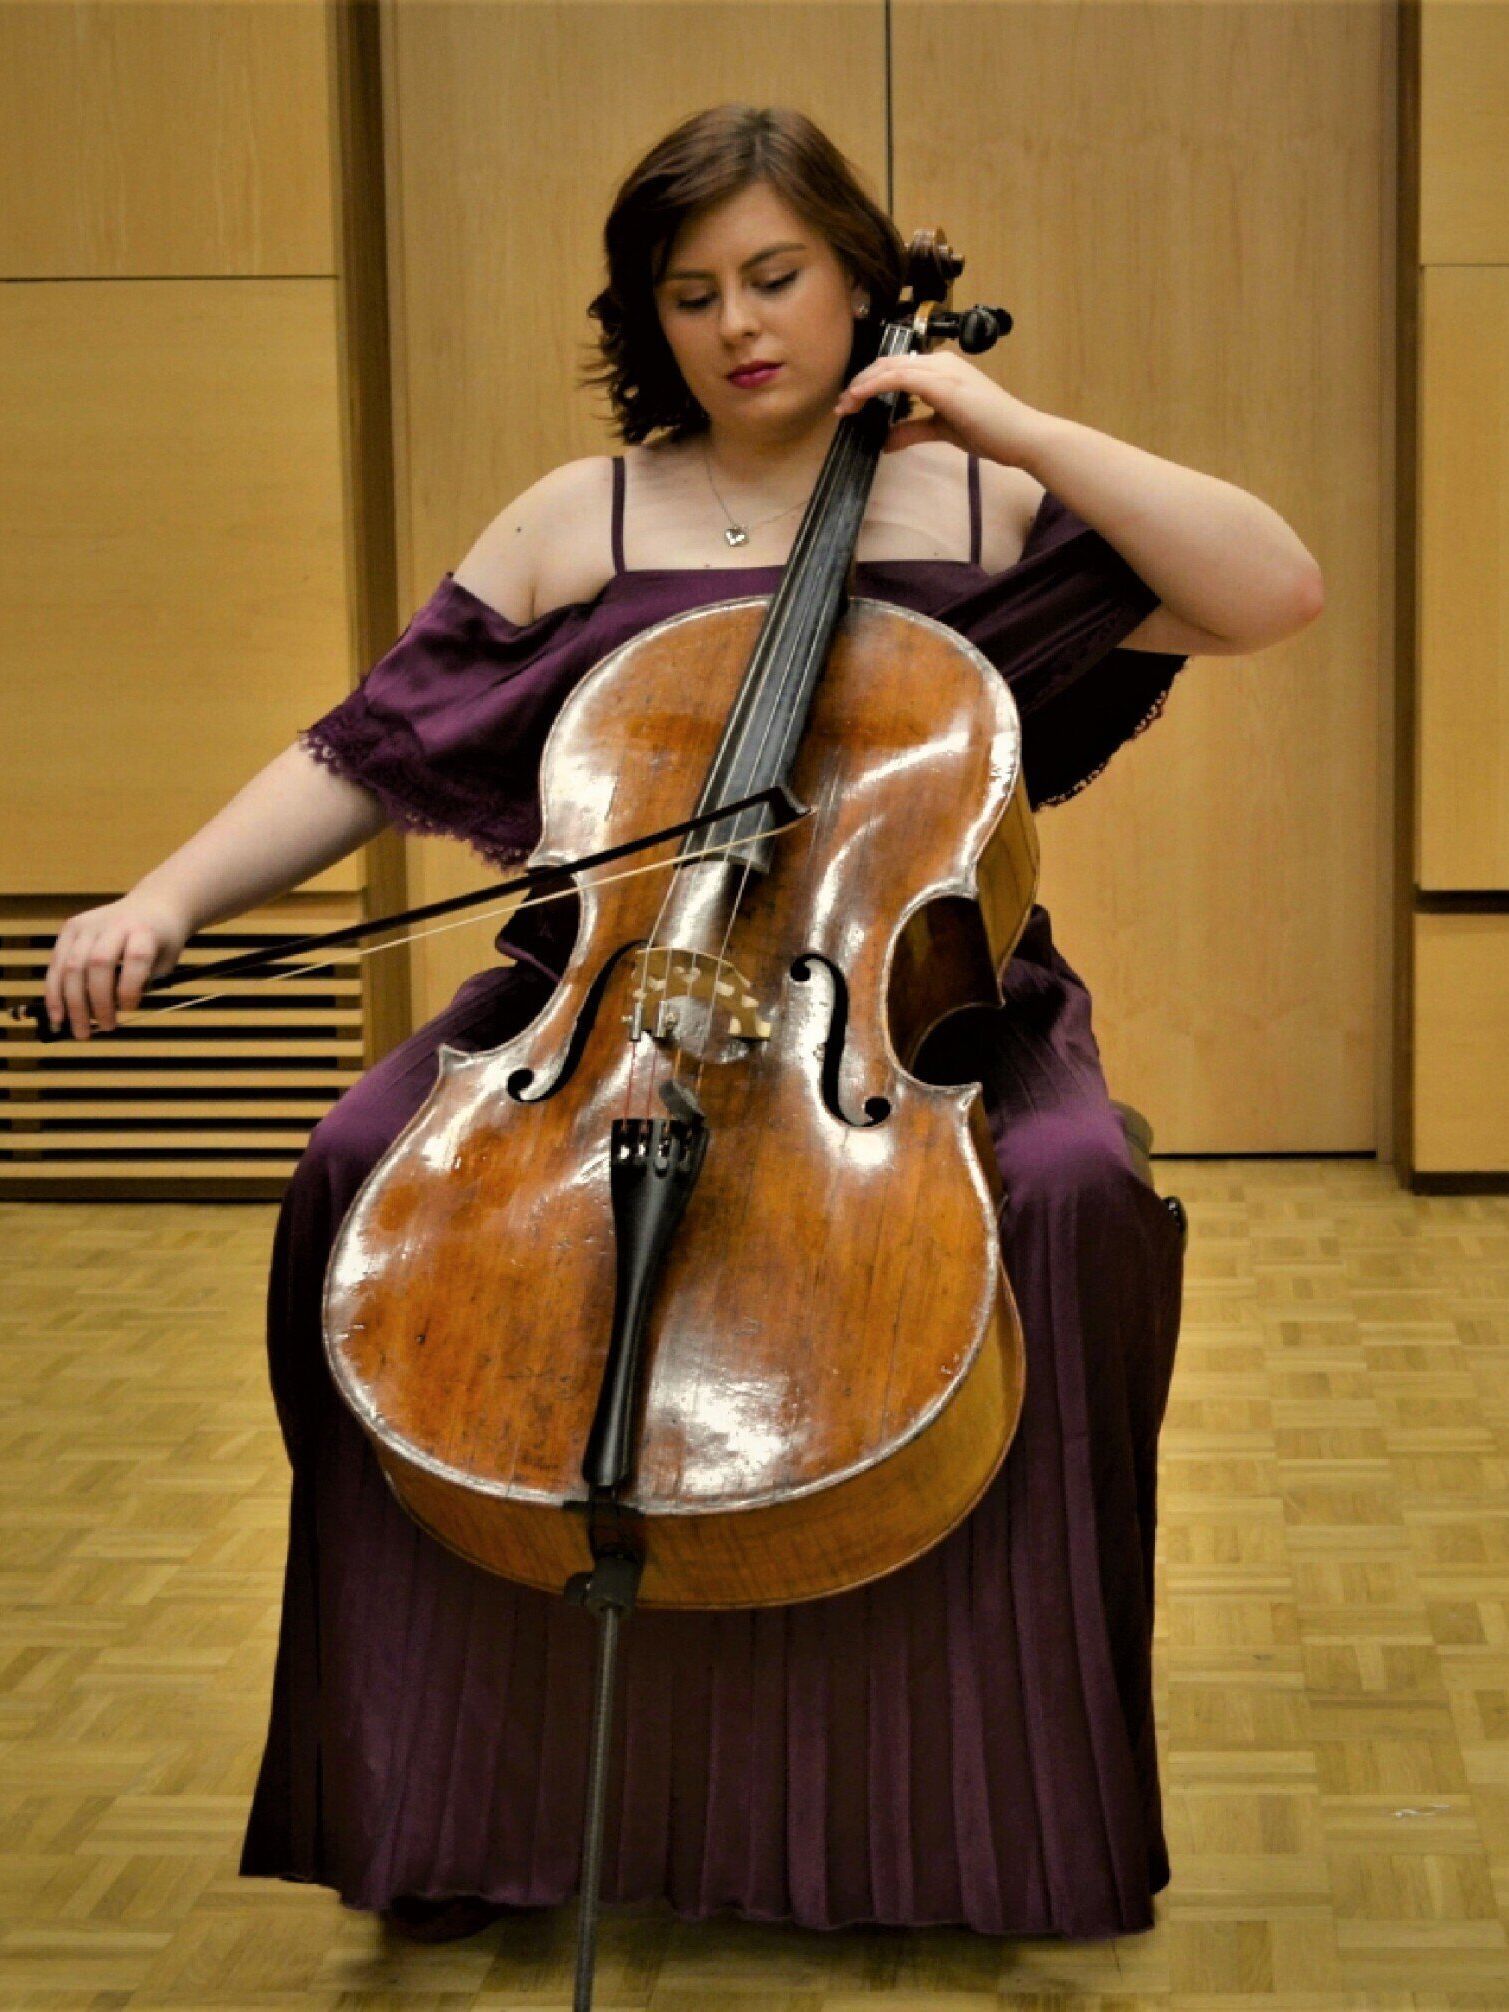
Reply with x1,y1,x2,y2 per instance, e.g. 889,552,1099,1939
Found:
718,293,760,341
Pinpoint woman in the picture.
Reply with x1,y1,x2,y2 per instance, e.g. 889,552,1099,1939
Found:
44,106,1322,1944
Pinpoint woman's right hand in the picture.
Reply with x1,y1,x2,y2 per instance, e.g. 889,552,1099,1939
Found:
45,891,194,1039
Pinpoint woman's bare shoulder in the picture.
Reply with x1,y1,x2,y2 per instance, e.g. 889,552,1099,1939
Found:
451,455,617,623
973,454,1044,571
868,440,1040,567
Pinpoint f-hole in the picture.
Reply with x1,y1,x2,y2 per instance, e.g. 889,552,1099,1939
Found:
508,940,644,1103
790,951,891,1129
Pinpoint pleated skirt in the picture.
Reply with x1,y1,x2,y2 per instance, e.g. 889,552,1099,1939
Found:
238,903,1185,1938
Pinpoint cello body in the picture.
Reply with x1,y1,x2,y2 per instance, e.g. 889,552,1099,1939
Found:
322,590,1037,1608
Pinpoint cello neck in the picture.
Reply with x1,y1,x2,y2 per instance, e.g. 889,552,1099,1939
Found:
690,317,915,869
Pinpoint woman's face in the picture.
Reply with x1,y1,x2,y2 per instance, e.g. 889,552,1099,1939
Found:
653,180,866,442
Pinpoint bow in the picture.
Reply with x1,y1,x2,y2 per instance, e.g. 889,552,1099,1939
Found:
10,782,809,1042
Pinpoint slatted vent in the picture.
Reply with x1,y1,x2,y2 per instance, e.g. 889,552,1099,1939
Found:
2,903,367,1196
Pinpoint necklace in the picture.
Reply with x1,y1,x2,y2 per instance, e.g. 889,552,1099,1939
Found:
700,434,811,549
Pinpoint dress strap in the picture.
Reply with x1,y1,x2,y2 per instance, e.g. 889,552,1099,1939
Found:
967,451,982,567
610,453,626,576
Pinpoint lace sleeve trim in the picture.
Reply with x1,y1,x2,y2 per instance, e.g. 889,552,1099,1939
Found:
297,717,537,871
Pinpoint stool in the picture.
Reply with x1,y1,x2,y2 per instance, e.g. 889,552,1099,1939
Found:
1112,1099,1188,1253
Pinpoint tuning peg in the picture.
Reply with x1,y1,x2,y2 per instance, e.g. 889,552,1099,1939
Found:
928,304,1012,353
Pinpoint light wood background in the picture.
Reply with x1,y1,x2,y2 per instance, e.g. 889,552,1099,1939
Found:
382,1,1390,1155
0,2,1418,1164
1406,0,1509,1177
0,0,358,901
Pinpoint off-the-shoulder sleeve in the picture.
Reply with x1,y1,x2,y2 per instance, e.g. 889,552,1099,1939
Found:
935,491,1189,808
297,574,603,869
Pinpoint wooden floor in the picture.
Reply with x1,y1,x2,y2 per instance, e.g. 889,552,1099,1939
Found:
2,1159,1508,2008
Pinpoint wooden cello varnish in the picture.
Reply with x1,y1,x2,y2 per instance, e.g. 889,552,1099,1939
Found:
322,237,1038,1615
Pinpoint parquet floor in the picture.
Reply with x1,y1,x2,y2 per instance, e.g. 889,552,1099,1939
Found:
2,1159,1508,2008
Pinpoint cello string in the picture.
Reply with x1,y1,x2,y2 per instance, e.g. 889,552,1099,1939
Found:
623,411,873,1122
685,410,879,1049
688,424,873,1100
694,385,883,874
672,410,883,1115
689,842,759,1105
622,412,866,1105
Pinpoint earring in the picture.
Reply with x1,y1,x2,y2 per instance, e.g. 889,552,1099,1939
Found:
854,301,870,320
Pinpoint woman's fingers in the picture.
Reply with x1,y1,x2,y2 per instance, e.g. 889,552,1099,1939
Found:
117,929,160,1014
59,933,94,1040
85,927,129,1034
43,925,69,1031
46,899,186,1039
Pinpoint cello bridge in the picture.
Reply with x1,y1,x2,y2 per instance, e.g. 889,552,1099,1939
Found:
621,945,774,1053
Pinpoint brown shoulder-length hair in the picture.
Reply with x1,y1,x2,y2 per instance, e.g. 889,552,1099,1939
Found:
579,105,911,445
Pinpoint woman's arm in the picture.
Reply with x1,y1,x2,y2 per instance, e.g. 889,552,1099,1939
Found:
1014,414,1324,655
835,354,1325,655
134,739,389,927
46,741,388,1038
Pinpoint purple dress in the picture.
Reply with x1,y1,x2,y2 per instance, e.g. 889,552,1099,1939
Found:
238,453,1191,1939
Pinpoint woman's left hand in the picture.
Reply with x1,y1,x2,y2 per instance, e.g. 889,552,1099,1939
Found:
834,351,1051,468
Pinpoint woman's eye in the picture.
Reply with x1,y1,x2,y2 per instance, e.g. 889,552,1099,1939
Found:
676,273,797,312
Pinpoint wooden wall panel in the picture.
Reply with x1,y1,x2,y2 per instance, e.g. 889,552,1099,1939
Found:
0,0,364,908
891,0,1388,1153
1404,1,1509,1180
0,276,359,896
1413,911,1509,1172
381,0,890,1020
1419,0,1509,264
1417,265,1509,891
0,0,334,279
0,2,380,1191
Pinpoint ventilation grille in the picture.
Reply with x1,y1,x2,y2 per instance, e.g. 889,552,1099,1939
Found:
2,903,367,1193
